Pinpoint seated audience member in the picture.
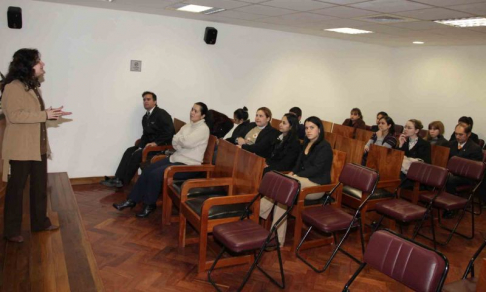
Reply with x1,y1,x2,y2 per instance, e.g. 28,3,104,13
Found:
260,117,333,246
225,107,251,142
398,119,431,164
236,107,280,159
113,102,210,218
342,107,366,130
264,113,301,174
449,116,480,145
101,91,175,188
289,106,305,140
370,111,388,132
443,123,483,218
362,116,397,165
425,121,449,147
208,109,232,138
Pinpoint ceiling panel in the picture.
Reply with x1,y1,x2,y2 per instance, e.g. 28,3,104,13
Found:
182,0,250,9
350,0,433,13
217,10,267,20
233,4,295,16
411,0,486,7
394,8,474,20
312,6,380,18
448,2,486,15
262,0,336,11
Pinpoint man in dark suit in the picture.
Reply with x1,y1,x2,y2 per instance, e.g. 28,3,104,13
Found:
443,123,483,218
101,91,175,187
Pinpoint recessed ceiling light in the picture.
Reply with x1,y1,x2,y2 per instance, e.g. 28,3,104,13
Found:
325,28,373,35
434,17,486,28
203,8,226,15
177,4,213,13
413,41,424,44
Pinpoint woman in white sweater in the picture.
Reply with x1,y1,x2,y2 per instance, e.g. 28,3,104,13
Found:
113,102,210,218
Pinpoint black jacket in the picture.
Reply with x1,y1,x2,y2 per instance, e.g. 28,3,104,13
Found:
241,123,280,159
139,107,175,148
292,140,333,185
225,120,252,144
428,135,449,147
297,124,305,140
265,135,301,173
398,137,431,164
450,132,480,145
449,140,483,161
209,110,234,138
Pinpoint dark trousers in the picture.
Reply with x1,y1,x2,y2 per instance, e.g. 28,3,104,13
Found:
3,155,51,238
115,146,143,185
446,174,475,194
128,157,199,205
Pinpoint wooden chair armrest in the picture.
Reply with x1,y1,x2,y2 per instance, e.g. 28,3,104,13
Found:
180,177,233,202
142,145,174,162
201,194,259,221
376,179,401,189
164,164,215,180
151,155,167,164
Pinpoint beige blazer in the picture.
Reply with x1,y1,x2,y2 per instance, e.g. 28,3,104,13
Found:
2,80,50,182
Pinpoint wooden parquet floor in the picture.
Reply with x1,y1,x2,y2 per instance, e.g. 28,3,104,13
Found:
73,183,486,292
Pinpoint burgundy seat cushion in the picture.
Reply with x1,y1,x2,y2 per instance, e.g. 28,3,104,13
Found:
420,192,468,210
302,205,355,233
375,199,426,222
442,278,477,292
365,230,447,292
185,195,248,220
213,220,270,253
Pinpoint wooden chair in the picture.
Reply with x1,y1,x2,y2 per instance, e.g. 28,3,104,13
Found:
431,144,451,168
141,117,186,163
354,128,373,143
179,148,266,273
271,118,281,130
289,149,346,252
160,135,218,225
332,124,354,138
324,132,338,149
341,145,404,237
335,135,366,165
419,129,428,138
321,120,333,133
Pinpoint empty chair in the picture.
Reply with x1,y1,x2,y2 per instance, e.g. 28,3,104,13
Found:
343,229,449,292
373,162,449,250
419,156,486,246
296,163,379,273
207,171,301,292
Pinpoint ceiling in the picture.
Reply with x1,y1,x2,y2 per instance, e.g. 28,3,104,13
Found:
34,0,486,47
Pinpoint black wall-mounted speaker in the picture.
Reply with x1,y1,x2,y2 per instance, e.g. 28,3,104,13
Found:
204,27,217,45
8,7,22,29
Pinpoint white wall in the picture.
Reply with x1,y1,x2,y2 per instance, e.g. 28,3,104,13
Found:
390,46,486,139
0,0,393,178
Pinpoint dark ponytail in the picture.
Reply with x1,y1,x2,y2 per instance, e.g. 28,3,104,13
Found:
234,106,249,121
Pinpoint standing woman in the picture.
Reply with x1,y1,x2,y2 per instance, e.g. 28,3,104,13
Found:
1,49,70,243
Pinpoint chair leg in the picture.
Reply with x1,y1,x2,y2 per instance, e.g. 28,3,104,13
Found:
198,230,208,273
413,209,438,249
256,236,285,289
438,206,474,245
162,193,173,226
372,214,385,233
342,263,367,292
178,213,186,247
207,246,227,292
472,194,482,216
292,212,303,252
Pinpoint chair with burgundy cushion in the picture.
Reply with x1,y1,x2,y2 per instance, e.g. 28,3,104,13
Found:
419,156,486,246
296,163,379,273
207,171,301,292
373,162,449,250
442,237,486,292
343,229,449,292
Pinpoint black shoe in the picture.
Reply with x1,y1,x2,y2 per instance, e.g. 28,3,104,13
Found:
101,177,124,188
113,199,136,211
113,178,123,188
136,204,156,218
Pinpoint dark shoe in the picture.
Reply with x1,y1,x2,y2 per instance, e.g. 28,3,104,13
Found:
136,204,156,218
113,178,123,188
113,199,136,211
5,235,24,243
32,225,59,232
101,177,123,188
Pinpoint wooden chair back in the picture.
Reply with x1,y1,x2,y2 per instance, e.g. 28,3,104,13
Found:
213,139,239,178
366,145,404,180
202,135,218,165
335,135,366,165
431,145,450,168
324,132,338,149
233,149,266,195
394,124,404,135
355,128,373,143
174,118,186,134
271,118,281,130
331,150,347,184
418,129,428,139
322,120,333,133
332,124,354,138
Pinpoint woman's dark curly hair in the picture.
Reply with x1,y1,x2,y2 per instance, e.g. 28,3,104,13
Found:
0,48,41,93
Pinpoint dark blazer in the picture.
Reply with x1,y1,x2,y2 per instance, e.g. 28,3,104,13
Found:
225,120,252,144
139,107,175,148
428,135,449,147
450,132,480,145
371,125,379,132
297,124,305,140
399,137,431,164
241,123,280,159
265,135,301,173
209,110,233,138
342,118,366,130
449,140,483,161
292,140,333,185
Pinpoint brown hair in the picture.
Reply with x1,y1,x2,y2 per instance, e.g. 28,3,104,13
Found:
257,107,272,120
408,119,423,130
426,121,445,140
351,108,363,120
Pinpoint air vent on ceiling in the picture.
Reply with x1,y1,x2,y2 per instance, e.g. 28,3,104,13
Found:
358,14,416,24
